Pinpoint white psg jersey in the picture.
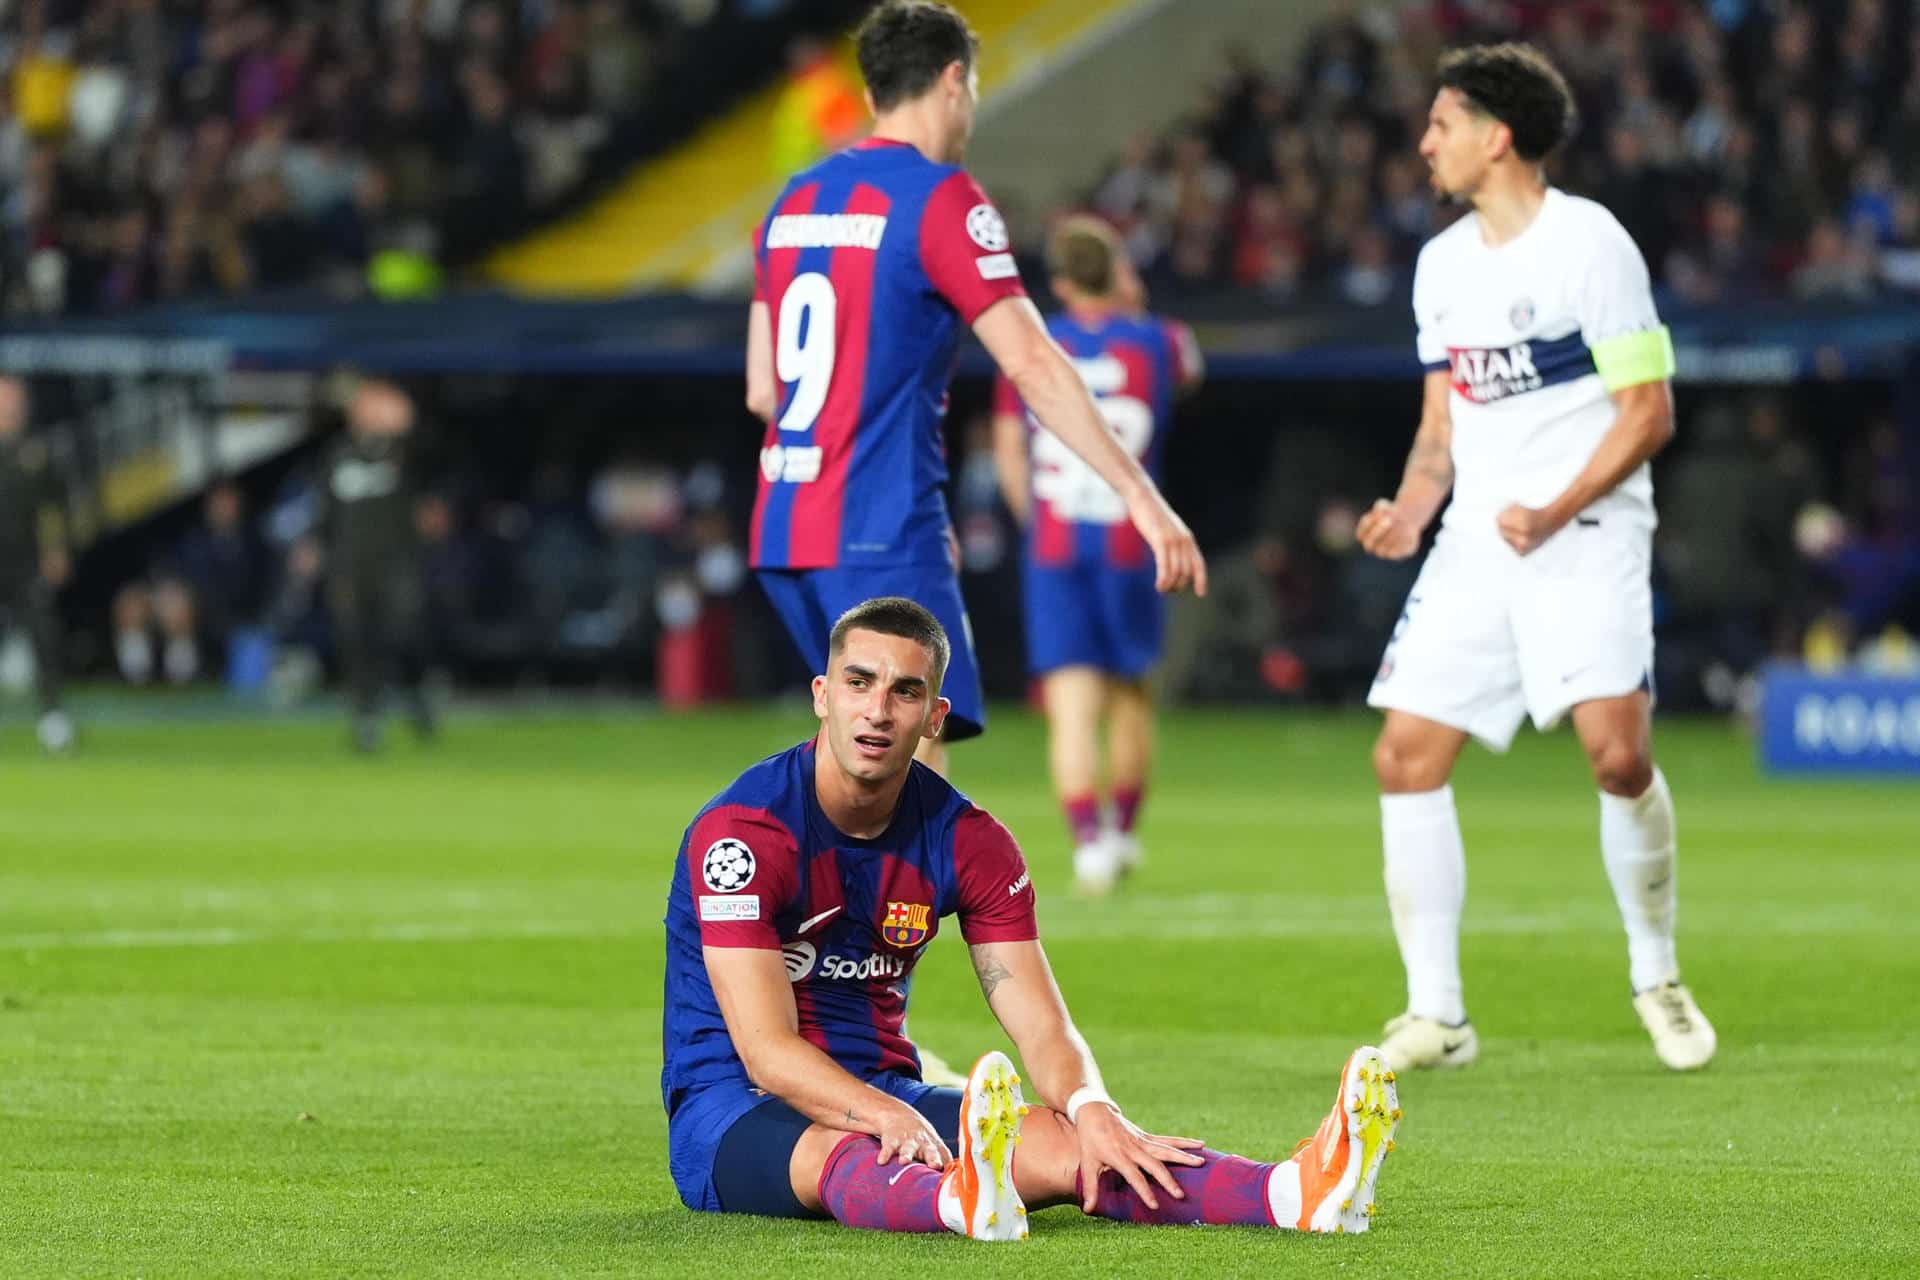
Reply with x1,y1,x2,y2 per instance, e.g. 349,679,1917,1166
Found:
1413,188,1665,533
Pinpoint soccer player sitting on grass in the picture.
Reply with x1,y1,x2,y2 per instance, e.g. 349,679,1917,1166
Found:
661,597,1400,1238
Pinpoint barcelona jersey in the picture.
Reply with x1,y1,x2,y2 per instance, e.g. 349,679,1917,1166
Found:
750,138,1029,569
993,311,1197,570
661,739,1038,1108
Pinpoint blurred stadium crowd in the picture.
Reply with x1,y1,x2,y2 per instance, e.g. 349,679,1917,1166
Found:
1,0,1917,720
0,0,843,315
1084,0,1920,305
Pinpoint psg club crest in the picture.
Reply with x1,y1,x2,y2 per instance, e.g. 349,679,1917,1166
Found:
881,901,932,948
1509,297,1535,330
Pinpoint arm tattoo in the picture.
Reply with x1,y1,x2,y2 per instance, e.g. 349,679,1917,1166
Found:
971,948,1014,1001
844,1107,859,1126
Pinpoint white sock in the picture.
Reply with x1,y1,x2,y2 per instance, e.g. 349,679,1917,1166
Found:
1265,1160,1302,1229
117,630,154,684
1600,766,1679,993
1381,786,1467,1025
936,1169,965,1233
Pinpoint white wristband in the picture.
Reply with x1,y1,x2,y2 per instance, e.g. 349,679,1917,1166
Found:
1065,1086,1115,1124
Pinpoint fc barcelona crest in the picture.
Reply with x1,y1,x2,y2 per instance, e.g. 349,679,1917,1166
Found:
881,901,932,948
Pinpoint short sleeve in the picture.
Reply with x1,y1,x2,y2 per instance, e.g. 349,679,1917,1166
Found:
952,807,1038,944
1164,320,1204,389
685,804,801,949
1412,246,1448,371
991,372,1023,419
919,170,1027,324
751,218,769,304
1575,213,1661,346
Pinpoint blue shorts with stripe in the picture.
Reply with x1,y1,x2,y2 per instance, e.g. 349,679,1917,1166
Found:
1023,561,1164,679
757,563,986,740
667,1073,962,1216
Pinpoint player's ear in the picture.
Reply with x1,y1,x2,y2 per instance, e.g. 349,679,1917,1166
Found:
862,86,877,120
925,695,952,740
811,673,829,720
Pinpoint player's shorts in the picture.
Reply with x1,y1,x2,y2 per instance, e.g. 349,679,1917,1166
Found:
1367,516,1654,752
756,563,987,740
1022,560,1164,679
667,1072,963,1217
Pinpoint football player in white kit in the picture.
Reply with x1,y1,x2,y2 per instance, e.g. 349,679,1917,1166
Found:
1357,43,1715,1074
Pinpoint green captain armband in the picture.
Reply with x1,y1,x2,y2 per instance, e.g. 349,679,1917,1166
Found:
1591,326,1676,392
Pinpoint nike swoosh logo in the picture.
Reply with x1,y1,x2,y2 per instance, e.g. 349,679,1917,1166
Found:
1560,666,1593,684
1442,1037,1469,1054
795,906,841,934
889,1165,914,1186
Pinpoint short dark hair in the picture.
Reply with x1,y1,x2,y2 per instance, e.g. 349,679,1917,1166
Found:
829,596,950,691
1048,215,1123,297
856,1,978,113
1436,42,1579,163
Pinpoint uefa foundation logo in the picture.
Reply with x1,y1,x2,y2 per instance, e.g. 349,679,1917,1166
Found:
1509,297,1536,330
701,838,756,893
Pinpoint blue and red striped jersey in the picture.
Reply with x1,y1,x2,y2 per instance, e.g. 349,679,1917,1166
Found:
994,310,1198,570
749,138,1028,569
661,739,1037,1096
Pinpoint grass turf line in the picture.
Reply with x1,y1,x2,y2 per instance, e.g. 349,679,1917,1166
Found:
2,707,1917,1277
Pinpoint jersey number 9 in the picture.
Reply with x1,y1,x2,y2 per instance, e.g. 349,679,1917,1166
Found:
776,273,837,434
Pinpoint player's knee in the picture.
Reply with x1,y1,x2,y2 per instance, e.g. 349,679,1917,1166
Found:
1372,734,1449,793
1588,740,1652,797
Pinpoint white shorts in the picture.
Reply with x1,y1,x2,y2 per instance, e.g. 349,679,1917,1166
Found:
1366,518,1654,752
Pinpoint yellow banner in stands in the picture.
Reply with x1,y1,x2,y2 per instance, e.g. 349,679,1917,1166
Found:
484,0,1152,297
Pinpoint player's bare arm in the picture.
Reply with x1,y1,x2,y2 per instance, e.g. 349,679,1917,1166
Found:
1495,378,1674,556
973,296,1208,597
1358,369,1454,560
744,300,776,424
704,945,953,1167
990,408,1031,526
967,938,1205,1211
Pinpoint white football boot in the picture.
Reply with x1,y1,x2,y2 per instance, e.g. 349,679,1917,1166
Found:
1269,1045,1402,1233
37,710,74,754
1633,980,1716,1071
938,1051,1029,1241
1072,839,1121,896
1379,1012,1479,1072
1107,830,1145,879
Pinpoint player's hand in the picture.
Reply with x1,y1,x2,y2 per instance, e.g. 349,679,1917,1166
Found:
1127,492,1208,597
1356,499,1421,560
871,1097,953,1169
1072,1102,1206,1213
1495,503,1564,556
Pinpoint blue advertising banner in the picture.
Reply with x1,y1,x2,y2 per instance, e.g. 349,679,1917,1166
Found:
1759,664,1920,775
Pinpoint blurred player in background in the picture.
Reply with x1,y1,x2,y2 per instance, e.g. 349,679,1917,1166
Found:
0,375,74,753
745,0,1206,780
992,217,1202,893
662,596,1400,1239
1358,44,1713,1073
323,378,435,754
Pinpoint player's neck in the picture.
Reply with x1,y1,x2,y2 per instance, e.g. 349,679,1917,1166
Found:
1065,300,1120,327
869,107,951,165
1469,170,1549,248
812,733,908,839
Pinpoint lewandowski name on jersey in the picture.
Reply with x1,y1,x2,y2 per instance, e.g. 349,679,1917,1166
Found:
749,139,1027,571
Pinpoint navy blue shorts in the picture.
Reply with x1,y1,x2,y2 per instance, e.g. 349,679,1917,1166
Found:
1023,561,1164,679
669,1074,963,1217
757,564,987,740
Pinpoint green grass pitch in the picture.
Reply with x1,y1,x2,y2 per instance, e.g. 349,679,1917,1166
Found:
2,704,1916,1277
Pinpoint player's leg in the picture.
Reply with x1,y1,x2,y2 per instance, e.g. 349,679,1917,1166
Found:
22,575,72,751
782,1052,1028,1239
1370,710,1477,1068
1103,677,1152,874
999,1047,1402,1232
1099,567,1164,876
1570,691,1715,1070
1365,538,1523,1070
1040,666,1114,892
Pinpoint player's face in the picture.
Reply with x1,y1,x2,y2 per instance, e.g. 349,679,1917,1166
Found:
1419,88,1495,200
813,629,950,783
